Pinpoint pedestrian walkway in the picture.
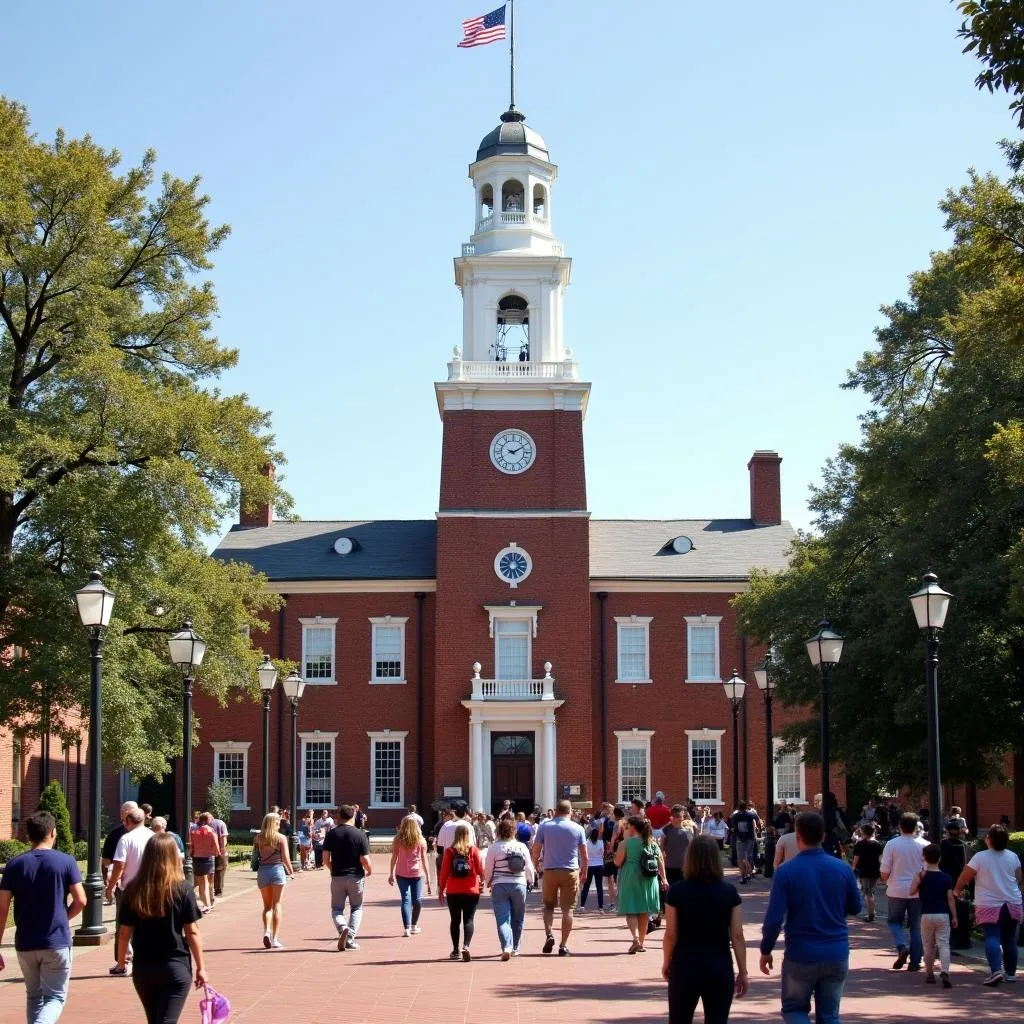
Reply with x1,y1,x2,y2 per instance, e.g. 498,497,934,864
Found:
1,859,1019,1022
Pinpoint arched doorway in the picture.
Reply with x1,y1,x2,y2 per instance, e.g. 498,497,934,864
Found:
491,732,535,816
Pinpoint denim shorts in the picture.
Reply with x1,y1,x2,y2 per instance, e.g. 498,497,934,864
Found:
257,864,287,888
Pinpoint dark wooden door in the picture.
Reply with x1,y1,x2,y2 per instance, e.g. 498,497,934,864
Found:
491,733,536,815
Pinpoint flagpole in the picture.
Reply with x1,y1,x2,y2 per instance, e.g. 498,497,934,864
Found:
509,0,516,111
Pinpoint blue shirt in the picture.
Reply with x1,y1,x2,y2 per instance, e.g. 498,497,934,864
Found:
760,847,861,963
0,848,82,951
918,870,953,916
533,817,587,869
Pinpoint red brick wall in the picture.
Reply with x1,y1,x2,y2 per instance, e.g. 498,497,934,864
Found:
748,451,782,527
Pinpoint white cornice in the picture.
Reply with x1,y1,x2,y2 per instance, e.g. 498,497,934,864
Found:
434,380,591,418
266,580,436,594
590,580,748,594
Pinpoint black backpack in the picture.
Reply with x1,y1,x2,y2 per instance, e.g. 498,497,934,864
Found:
504,846,527,873
640,844,660,878
451,852,472,878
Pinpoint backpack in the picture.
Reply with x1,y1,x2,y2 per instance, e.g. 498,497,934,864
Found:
504,845,527,873
451,852,472,878
640,844,660,878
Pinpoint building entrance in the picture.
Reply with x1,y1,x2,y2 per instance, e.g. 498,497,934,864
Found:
490,732,535,815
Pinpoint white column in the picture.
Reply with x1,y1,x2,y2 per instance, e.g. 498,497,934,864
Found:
542,716,556,810
469,717,485,812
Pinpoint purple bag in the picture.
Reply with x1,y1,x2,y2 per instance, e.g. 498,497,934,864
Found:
199,985,230,1024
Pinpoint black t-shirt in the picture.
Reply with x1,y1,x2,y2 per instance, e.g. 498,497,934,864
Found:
939,839,966,882
324,824,370,877
118,883,201,967
773,811,792,832
731,811,756,839
853,838,882,878
665,879,741,958
918,870,953,916
279,820,293,837
101,824,126,862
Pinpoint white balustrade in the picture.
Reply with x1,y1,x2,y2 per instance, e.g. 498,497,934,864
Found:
470,662,555,700
473,210,549,232
447,359,579,382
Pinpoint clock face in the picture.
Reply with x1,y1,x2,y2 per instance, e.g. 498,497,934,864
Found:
494,545,533,587
490,429,536,475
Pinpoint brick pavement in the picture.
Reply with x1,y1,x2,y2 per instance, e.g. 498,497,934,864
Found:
1,857,1020,1023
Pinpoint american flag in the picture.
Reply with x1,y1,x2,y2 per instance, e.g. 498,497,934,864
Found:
457,5,506,48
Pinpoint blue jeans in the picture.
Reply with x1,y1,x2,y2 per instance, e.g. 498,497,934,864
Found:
886,896,922,965
396,875,423,930
491,882,527,952
18,947,72,1024
780,958,848,1024
981,903,1019,977
330,875,365,939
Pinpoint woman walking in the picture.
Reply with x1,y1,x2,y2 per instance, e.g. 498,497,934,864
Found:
614,815,667,953
188,812,219,914
485,817,536,958
253,811,294,949
661,834,747,1023
580,823,606,911
116,832,208,1024
389,816,432,936
438,821,485,961
954,823,1022,985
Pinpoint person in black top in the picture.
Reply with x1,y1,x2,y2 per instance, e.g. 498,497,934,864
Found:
662,834,747,1024
909,844,955,988
323,804,372,951
117,831,207,1024
852,824,882,921
939,822,971,949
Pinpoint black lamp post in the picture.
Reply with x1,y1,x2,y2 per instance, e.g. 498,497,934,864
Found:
281,670,305,865
73,571,115,945
257,655,278,817
723,670,747,812
909,572,952,843
168,621,207,884
805,620,844,835
754,653,777,820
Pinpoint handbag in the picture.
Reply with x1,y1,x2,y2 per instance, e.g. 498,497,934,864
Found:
250,846,261,872
199,984,231,1024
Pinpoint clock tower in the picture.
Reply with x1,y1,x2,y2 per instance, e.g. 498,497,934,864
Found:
433,107,592,814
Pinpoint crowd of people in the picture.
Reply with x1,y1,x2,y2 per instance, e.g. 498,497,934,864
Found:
0,790,1021,1024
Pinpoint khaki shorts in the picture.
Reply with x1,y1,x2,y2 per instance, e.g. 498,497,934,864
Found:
542,868,580,909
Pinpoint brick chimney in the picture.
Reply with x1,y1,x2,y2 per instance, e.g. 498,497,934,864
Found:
239,463,275,528
747,450,782,526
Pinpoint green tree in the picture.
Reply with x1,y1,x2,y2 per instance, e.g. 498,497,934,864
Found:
205,779,234,826
0,98,291,776
957,0,1024,127
735,148,1024,819
37,780,74,854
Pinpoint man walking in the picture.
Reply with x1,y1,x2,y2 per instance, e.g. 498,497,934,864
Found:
760,811,861,1023
531,799,587,956
104,807,153,975
100,801,137,904
880,812,928,971
209,810,229,900
731,801,759,884
323,804,372,951
0,811,86,1024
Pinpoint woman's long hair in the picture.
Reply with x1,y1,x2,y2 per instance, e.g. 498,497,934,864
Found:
258,812,281,851
396,816,422,850
684,834,724,883
124,832,184,919
451,822,472,854
627,814,652,845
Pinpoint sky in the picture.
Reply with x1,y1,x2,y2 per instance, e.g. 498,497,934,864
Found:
3,2,1016,533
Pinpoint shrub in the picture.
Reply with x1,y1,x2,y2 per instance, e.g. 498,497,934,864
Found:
37,781,74,855
74,840,89,861
0,839,29,863
204,780,234,826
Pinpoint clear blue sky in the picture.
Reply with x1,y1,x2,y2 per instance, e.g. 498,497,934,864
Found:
4,3,1014,531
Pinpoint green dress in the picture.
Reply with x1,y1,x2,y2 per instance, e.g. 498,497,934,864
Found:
616,836,661,915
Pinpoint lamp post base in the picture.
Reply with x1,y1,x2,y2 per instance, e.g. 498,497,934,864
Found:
72,929,113,947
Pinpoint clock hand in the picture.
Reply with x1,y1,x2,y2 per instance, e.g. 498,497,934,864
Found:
506,446,522,457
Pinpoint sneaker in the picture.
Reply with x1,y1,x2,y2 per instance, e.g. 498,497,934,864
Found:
403,928,411,937
461,948,472,962
511,948,520,957
867,914,875,922
271,939,283,949
907,964,922,973
345,940,360,951
941,972,952,989
542,934,555,955
109,963,131,977
983,971,1004,986
925,972,936,984
337,925,349,952
893,948,909,970
412,926,422,934
262,932,272,950
558,945,570,956
501,949,511,961
1004,974,1017,983
449,950,461,960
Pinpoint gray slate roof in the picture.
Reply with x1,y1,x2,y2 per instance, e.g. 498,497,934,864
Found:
213,518,795,583
476,109,549,162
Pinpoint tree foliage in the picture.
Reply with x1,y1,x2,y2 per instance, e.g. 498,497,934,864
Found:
204,779,234,826
734,145,1024,799
0,98,292,777
958,0,1024,127
37,780,74,853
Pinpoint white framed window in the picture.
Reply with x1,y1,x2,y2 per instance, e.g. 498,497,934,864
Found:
615,616,652,684
614,730,653,803
774,739,806,803
686,729,725,804
299,732,337,808
495,618,531,679
367,730,408,808
685,616,722,682
299,617,338,684
210,741,252,809
369,617,408,684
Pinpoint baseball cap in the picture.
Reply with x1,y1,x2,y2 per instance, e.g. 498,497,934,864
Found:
655,791,665,800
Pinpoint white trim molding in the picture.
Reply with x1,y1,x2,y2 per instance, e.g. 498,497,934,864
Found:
685,728,725,806
298,731,338,809
684,615,723,684
590,580,747,593
614,615,652,685
773,738,807,805
267,580,436,594
367,730,409,809
210,741,252,811
299,617,338,685
369,616,408,684
484,603,542,638
614,729,654,804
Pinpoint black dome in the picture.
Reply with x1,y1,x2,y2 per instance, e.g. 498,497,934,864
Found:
476,108,549,162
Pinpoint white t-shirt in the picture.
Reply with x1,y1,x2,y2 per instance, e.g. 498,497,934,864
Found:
484,839,536,887
586,837,605,864
880,834,927,899
968,848,1023,908
113,826,154,889
437,818,476,850
707,819,729,840
775,830,800,866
